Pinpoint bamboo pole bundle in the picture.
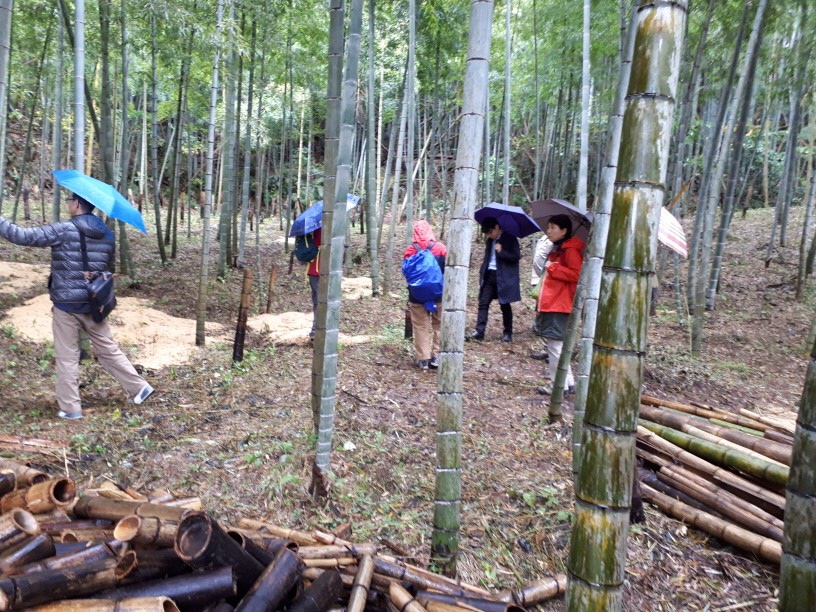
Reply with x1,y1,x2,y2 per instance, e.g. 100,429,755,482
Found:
0,509,39,553
640,421,789,487
641,482,782,564
346,555,373,612
682,424,788,468
640,396,769,431
389,582,427,612
25,596,180,611
639,403,792,464
738,408,796,435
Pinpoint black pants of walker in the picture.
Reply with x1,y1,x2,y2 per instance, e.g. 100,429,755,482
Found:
474,270,513,336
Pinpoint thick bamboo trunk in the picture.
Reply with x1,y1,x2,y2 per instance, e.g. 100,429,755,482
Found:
346,555,373,612
0,509,39,553
175,512,264,595
639,403,792,464
637,426,786,510
234,548,301,612
25,596,179,611
0,534,55,576
640,421,789,486
642,482,782,563
287,567,343,612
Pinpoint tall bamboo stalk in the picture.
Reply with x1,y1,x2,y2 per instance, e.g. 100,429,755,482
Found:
567,2,687,608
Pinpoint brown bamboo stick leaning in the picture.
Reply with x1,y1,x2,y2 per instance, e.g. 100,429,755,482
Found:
287,569,343,611
25,596,180,611
639,403,792,464
373,556,494,600
346,555,374,612
640,396,769,431
655,468,784,541
389,582,427,612
174,512,264,596
0,461,48,487
641,482,782,564
659,462,785,530
0,534,55,576
94,566,237,608
0,509,39,553
234,548,302,612
496,574,568,607
636,426,787,510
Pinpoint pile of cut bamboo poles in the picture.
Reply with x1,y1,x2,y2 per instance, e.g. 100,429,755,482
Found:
0,459,566,611
637,395,796,564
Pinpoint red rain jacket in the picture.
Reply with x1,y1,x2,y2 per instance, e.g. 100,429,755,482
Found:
537,236,585,313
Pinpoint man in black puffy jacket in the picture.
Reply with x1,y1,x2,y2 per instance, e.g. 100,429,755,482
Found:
0,195,153,419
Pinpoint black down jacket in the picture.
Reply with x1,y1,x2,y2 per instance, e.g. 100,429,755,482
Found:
0,213,115,307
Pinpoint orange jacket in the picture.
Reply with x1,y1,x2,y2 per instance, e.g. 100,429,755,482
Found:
537,236,585,313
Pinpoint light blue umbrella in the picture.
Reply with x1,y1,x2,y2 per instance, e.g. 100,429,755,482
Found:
52,169,148,234
289,194,360,237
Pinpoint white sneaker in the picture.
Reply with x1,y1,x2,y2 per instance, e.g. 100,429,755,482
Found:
57,410,83,420
132,384,154,405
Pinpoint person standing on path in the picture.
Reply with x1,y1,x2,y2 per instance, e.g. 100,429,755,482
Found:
536,214,585,395
306,227,322,339
468,217,521,343
0,194,153,419
403,220,447,370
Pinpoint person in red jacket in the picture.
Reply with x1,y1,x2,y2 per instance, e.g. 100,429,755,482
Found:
403,220,447,369
307,227,321,338
537,214,585,395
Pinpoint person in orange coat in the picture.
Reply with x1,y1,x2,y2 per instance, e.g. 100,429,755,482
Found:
537,214,585,395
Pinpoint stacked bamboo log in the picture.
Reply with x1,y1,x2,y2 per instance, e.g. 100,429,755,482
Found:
0,460,566,611
637,395,796,564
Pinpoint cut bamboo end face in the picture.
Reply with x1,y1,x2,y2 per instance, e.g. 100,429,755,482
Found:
174,513,212,561
0,479,76,514
0,508,40,552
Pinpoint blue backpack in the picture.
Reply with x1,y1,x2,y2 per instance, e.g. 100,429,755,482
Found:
294,233,319,263
402,241,443,312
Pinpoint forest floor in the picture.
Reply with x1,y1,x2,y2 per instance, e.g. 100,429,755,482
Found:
0,204,811,610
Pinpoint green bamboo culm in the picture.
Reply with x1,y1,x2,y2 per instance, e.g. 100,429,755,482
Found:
566,1,687,610
779,335,816,610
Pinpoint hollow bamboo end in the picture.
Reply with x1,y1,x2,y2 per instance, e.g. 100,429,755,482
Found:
174,512,213,561
52,479,77,505
115,550,138,580
114,515,141,541
11,508,39,534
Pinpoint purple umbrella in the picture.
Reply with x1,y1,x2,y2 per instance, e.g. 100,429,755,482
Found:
474,202,541,238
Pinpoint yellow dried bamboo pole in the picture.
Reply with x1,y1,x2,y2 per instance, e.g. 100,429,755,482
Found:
346,555,374,612
235,519,318,545
298,544,376,559
374,555,494,600
23,596,179,611
640,396,768,431
312,529,353,546
302,557,356,568
641,482,782,563
737,409,796,436
498,574,568,607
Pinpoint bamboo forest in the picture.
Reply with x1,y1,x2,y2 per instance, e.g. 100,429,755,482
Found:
0,0,815,609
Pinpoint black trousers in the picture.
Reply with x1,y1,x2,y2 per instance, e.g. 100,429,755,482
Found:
475,270,513,335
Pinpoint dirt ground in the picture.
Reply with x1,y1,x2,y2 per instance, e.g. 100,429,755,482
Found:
0,206,810,610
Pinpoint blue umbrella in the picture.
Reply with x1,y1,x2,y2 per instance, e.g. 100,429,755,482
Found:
289,194,360,237
52,169,148,234
474,202,541,238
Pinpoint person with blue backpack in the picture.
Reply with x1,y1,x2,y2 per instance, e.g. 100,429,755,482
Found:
403,220,446,370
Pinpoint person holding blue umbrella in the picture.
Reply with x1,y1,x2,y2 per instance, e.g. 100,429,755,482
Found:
0,182,153,420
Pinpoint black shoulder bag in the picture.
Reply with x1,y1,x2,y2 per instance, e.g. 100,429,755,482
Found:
75,226,117,323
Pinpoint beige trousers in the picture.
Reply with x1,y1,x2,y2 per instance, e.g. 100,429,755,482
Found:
547,339,575,390
52,307,147,414
409,302,441,361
